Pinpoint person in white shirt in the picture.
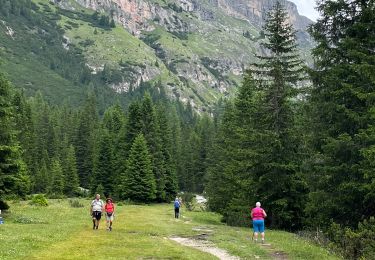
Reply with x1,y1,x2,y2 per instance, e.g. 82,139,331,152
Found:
90,194,104,230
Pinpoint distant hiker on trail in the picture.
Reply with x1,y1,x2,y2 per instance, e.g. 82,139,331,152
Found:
105,198,115,231
174,197,181,219
251,202,267,243
90,194,104,230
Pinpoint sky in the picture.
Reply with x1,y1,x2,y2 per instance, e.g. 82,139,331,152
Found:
290,0,320,21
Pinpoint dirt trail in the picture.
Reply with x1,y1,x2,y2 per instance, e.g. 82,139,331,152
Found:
260,243,289,260
170,236,240,260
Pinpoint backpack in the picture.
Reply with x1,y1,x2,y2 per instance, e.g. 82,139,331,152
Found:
174,201,180,208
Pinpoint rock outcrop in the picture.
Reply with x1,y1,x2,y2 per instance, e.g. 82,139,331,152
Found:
52,0,313,109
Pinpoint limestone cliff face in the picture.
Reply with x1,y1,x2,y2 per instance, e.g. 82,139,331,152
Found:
58,0,312,35
52,0,313,109
215,0,311,29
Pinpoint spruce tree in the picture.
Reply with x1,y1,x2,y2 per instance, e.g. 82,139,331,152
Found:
34,156,49,193
0,73,24,206
50,158,64,196
103,104,126,189
93,129,114,196
206,102,242,215
157,105,178,201
206,2,307,229
306,0,375,228
75,93,98,188
122,134,156,203
64,145,79,196
246,2,307,230
140,94,166,201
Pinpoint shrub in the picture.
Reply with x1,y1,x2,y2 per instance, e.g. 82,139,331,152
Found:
30,194,48,206
327,218,375,259
69,199,84,208
180,193,195,211
223,205,251,227
0,200,9,210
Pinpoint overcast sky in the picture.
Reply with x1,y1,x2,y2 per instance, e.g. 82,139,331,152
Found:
290,0,320,21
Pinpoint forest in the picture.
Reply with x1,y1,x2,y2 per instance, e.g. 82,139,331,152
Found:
0,0,374,259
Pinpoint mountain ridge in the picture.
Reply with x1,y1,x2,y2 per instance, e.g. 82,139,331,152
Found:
1,0,313,110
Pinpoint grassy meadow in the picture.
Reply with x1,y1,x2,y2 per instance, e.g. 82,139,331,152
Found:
0,199,340,259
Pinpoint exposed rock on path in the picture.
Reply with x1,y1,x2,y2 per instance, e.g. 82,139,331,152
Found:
170,236,240,260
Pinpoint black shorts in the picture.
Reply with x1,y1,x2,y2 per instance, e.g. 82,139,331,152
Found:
92,211,102,220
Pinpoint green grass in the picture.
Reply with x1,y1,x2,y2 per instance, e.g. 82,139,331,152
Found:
0,199,339,259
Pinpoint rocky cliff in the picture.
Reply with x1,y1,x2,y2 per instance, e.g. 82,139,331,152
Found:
51,0,313,110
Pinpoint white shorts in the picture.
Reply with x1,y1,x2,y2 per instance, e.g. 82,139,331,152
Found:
106,213,114,221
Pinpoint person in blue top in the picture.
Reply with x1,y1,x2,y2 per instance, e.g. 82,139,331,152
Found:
174,197,181,219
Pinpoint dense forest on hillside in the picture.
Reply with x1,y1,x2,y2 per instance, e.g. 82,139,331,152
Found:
0,78,215,202
1,0,375,259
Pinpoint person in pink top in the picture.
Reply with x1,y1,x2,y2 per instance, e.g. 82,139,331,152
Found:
251,202,267,243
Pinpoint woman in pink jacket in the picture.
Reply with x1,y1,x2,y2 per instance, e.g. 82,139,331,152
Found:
251,202,267,243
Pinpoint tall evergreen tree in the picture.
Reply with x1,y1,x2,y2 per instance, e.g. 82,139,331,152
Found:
0,73,25,207
157,105,178,201
34,156,49,193
306,0,375,228
63,145,79,196
93,129,114,196
75,93,98,188
140,94,166,201
50,158,64,195
122,134,156,203
206,2,307,229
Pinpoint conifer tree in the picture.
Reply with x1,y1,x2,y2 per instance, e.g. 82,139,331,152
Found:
123,134,156,203
34,157,49,193
157,105,178,201
0,73,25,207
75,93,98,188
50,158,64,195
206,2,307,229
306,0,375,228
64,145,79,196
140,94,166,201
93,129,114,196
103,104,126,187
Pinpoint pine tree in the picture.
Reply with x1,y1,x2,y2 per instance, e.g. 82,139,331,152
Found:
93,129,114,196
122,134,156,203
64,145,79,196
206,102,243,217
140,94,166,201
103,104,126,186
50,158,64,196
75,93,98,188
0,73,25,206
157,105,178,201
34,156,49,193
206,2,307,229
306,0,375,228
124,101,143,153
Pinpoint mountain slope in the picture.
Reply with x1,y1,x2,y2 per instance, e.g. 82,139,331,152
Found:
0,0,313,110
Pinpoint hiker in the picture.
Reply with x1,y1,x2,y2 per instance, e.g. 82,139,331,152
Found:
90,194,104,230
174,197,181,219
251,202,267,243
105,198,115,231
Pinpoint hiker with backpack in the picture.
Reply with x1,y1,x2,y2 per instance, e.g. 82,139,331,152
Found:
105,198,115,231
90,194,104,230
251,202,267,243
174,197,181,219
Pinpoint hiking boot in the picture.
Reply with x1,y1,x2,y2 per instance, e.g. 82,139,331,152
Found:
261,240,265,244
109,226,112,231
95,226,99,230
